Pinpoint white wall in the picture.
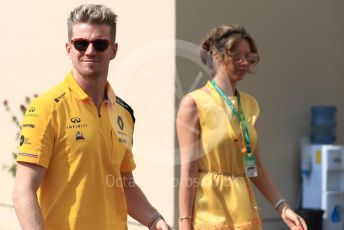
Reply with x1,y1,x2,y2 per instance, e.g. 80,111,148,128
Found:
0,0,175,229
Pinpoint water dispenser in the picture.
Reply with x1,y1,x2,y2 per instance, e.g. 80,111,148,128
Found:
301,141,344,229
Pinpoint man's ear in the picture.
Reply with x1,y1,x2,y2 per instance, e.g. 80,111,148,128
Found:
66,42,72,59
110,43,118,60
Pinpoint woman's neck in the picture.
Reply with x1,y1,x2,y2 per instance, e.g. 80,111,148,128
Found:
213,71,236,97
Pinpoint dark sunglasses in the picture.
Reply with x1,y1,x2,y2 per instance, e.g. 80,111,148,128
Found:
71,38,110,52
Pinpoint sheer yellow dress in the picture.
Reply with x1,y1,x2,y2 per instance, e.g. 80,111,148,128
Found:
188,81,262,230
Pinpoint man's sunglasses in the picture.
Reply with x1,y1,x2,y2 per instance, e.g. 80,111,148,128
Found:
71,38,110,52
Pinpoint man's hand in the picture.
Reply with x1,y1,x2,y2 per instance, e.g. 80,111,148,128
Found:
122,172,171,229
149,218,170,230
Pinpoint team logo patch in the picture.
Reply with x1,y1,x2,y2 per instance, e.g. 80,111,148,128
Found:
71,117,81,123
117,116,124,130
19,135,32,146
76,131,85,140
20,135,24,146
54,92,66,103
28,107,35,112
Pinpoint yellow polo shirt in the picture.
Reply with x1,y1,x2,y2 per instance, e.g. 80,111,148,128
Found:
17,72,136,230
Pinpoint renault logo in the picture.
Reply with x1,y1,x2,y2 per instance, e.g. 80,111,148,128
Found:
71,117,81,123
117,116,124,130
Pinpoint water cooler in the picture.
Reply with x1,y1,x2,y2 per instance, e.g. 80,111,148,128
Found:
301,142,344,229
300,105,341,229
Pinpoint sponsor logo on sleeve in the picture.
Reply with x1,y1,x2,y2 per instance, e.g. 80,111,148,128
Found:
28,107,35,112
20,135,24,146
22,124,35,128
19,135,32,146
54,92,66,103
25,110,38,118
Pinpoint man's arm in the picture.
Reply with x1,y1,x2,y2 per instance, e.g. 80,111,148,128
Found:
121,172,169,230
13,162,46,230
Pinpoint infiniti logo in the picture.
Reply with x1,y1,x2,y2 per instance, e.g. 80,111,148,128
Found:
71,117,81,123
28,107,35,112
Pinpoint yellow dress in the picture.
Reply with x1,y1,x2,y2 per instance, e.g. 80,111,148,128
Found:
188,81,262,230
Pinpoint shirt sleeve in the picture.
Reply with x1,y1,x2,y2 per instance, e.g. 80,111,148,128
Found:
120,149,136,173
17,98,55,168
119,112,136,172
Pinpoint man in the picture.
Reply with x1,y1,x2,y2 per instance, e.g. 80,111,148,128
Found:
12,4,169,230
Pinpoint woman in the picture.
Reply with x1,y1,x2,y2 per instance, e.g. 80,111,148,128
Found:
177,24,307,230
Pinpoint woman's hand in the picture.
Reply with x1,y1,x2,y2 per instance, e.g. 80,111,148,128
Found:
281,206,308,230
179,219,193,230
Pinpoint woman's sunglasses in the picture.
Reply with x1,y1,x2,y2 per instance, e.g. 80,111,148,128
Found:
229,52,259,65
71,38,110,52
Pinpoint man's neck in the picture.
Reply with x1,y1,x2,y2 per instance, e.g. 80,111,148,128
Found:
72,69,107,110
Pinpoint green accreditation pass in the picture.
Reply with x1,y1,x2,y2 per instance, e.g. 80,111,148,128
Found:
244,153,258,177
211,80,258,178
